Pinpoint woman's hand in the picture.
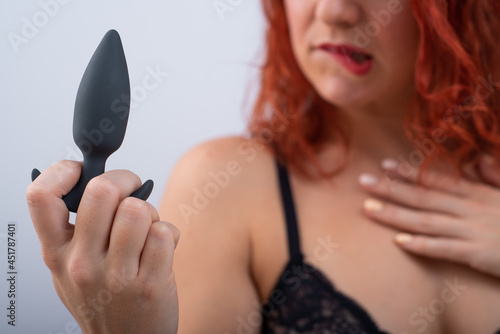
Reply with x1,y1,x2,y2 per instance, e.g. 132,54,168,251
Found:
358,154,500,278
26,160,180,334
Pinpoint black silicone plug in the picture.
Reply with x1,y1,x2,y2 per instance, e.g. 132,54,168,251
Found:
31,30,153,213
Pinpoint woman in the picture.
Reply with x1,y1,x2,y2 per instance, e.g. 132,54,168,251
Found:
27,0,500,333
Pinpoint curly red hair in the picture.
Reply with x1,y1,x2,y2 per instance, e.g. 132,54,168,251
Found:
246,0,500,184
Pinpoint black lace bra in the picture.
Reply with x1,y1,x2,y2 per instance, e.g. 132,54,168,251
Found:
260,159,500,334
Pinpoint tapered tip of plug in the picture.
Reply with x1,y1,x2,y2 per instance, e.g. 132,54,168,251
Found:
102,29,121,46
107,29,119,36
98,29,125,60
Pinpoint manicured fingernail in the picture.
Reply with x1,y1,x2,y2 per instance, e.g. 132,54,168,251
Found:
358,173,378,186
363,198,383,212
381,158,399,171
395,233,413,244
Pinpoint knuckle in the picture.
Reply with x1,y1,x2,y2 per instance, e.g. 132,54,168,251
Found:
66,255,95,287
53,160,81,181
59,159,79,167
468,200,488,212
86,176,120,202
151,222,179,245
412,188,429,207
169,223,181,244
26,184,47,207
118,197,151,222
57,159,81,172
416,212,434,232
41,249,61,272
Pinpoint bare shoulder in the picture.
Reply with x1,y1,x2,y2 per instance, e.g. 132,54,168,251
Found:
159,134,276,226
157,135,275,333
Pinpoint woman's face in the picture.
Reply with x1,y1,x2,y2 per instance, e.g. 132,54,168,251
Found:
283,0,420,112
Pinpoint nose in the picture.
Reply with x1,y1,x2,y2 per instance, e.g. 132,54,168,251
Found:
315,0,361,29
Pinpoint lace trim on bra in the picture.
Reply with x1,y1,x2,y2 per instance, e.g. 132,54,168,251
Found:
260,258,390,334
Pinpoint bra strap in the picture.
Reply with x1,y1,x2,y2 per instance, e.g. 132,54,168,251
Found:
275,158,304,263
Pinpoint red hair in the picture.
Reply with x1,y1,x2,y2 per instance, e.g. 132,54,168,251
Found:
246,0,500,184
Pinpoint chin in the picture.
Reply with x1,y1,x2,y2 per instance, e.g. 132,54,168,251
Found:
313,77,370,109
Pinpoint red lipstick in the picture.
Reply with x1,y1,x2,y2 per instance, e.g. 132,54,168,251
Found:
317,43,373,75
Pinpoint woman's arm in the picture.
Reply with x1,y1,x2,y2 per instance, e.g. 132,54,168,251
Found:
159,137,262,334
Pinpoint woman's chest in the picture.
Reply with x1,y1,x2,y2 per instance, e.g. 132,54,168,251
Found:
250,179,500,334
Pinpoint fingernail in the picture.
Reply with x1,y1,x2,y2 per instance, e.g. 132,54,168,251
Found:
395,233,413,244
381,158,399,171
358,173,378,187
363,198,383,212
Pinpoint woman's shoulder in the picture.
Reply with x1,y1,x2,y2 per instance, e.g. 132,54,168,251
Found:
159,136,273,333
174,134,275,174
168,135,276,190
159,134,277,225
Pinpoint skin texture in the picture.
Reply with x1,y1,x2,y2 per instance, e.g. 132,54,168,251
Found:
283,0,420,155
27,162,180,334
27,0,500,333
162,135,500,334
284,0,419,113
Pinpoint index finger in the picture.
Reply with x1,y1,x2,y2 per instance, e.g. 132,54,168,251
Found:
380,158,475,198
26,160,82,250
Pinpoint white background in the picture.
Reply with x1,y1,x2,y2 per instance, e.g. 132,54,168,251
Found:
0,0,265,332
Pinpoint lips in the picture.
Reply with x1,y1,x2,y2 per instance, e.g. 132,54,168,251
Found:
315,42,374,75
317,43,373,61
